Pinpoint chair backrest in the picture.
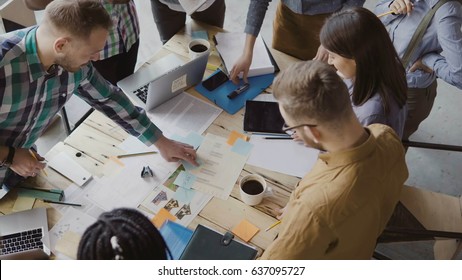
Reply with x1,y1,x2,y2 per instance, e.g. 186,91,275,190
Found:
0,0,37,33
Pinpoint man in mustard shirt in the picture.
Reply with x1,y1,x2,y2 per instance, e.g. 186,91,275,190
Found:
261,61,409,259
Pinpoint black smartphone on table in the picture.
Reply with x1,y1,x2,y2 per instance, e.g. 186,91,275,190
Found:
202,69,229,91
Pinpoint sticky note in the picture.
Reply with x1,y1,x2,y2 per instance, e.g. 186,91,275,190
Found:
232,219,260,242
174,187,195,203
171,132,204,149
13,196,35,212
227,130,249,146
55,231,81,259
231,138,253,156
152,208,177,229
182,158,203,171
173,171,197,189
192,30,208,40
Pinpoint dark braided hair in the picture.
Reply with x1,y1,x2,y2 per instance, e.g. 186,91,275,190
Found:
77,208,171,260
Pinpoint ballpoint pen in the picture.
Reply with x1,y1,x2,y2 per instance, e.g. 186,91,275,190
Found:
42,199,82,207
264,137,292,140
227,83,250,99
117,151,158,159
29,149,48,176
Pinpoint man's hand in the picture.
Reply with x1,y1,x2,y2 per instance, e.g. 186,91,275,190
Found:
389,0,414,15
313,45,329,62
409,58,433,74
9,148,46,177
154,135,199,166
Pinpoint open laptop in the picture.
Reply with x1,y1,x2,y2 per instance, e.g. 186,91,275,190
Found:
118,52,209,112
0,208,51,260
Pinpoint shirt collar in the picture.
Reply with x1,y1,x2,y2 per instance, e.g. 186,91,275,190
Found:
318,128,375,167
25,27,59,81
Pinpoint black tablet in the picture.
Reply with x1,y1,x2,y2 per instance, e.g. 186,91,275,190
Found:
243,100,286,135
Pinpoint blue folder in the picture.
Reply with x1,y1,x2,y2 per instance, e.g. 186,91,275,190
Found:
159,220,194,260
195,70,274,115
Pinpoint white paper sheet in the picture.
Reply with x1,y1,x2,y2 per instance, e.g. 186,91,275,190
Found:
247,135,319,178
147,92,222,137
187,133,251,200
215,32,274,78
84,155,178,210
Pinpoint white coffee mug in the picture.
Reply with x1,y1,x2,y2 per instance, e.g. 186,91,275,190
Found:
188,38,210,59
239,174,272,206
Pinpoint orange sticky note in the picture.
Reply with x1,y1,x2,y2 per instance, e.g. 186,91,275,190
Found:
227,130,249,146
151,208,177,228
231,219,260,242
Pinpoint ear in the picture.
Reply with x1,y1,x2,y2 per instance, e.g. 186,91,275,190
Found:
54,37,69,54
305,126,321,144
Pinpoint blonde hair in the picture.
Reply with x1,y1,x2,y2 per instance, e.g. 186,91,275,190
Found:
273,60,352,125
45,0,112,39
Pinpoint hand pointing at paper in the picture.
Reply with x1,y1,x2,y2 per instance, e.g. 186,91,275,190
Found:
154,135,199,166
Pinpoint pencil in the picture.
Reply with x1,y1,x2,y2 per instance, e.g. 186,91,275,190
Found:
265,220,281,232
377,10,394,18
116,151,158,159
28,150,48,176
42,200,82,207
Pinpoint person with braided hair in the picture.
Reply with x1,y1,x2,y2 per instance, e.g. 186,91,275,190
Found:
77,208,170,260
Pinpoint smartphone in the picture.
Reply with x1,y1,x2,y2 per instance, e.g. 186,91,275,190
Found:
202,70,229,91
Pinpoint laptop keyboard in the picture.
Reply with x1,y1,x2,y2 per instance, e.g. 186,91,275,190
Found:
133,84,149,104
0,228,44,255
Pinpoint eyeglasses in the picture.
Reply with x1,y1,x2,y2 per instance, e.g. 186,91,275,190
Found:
282,123,317,136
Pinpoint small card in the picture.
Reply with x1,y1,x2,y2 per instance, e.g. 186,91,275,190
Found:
173,171,197,189
48,152,92,187
152,208,177,229
232,219,260,242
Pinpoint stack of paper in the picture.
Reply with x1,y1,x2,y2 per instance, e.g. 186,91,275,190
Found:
215,32,275,78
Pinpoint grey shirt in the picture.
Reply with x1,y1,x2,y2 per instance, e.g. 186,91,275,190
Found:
345,80,407,138
245,0,365,36
375,0,462,89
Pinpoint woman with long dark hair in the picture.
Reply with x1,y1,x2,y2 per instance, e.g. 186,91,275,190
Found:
320,7,407,138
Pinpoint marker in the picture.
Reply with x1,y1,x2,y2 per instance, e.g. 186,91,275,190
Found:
42,200,82,207
265,220,281,232
227,83,250,99
28,150,48,176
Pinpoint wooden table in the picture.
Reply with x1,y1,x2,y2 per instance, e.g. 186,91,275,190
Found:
0,22,300,257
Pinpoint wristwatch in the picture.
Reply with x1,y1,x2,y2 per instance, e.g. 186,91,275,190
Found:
0,147,15,168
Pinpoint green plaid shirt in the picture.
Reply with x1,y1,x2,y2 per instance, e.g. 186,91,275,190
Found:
0,27,161,185
100,0,140,59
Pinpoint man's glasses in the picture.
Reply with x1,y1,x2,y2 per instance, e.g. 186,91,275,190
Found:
282,123,317,136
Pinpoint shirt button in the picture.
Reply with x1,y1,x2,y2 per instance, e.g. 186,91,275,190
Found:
61,93,67,97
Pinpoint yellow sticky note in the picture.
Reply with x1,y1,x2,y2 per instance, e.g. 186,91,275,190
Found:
13,196,35,212
227,130,249,146
232,219,260,242
55,231,81,259
151,208,177,229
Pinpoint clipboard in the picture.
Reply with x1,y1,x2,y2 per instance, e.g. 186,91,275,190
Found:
195,72,274,114
180,224,258,260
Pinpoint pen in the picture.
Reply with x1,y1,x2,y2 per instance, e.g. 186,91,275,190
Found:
377,10,394,18
117,151,158,159
265,220,281,232
28,150,48,176
227,83,250,99
264,137,292,140
42,200,82,207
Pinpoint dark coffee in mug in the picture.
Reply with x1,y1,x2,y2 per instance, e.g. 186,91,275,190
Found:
241,180,264,195
190,44,208,53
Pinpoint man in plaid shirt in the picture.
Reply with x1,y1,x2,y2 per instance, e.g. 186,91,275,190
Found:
0,0,198,188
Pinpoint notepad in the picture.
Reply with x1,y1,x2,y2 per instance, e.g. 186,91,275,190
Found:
47,152,92,187
232,219,260,242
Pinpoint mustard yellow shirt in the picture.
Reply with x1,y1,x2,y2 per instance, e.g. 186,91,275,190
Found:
261,124,408,259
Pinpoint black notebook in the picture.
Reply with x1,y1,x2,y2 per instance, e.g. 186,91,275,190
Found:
244,100,286,135
180,225,258,260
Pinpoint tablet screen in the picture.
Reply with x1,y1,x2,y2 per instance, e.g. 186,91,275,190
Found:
243,100,286,135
